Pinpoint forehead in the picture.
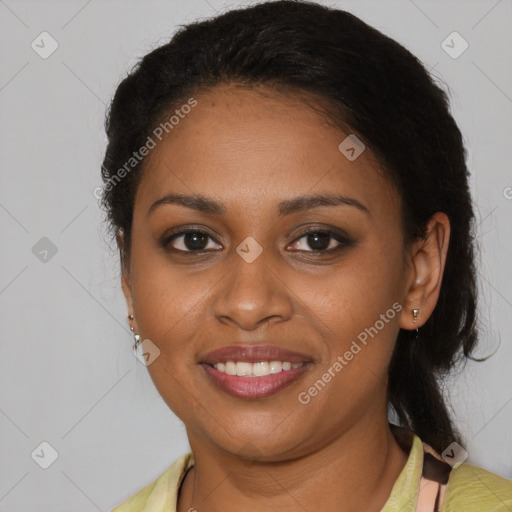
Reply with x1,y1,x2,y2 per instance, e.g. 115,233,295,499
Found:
135,84,399,221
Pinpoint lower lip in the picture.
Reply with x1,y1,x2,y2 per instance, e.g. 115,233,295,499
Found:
201,363,311,399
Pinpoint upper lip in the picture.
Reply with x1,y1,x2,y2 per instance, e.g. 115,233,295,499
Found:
199,344,312,365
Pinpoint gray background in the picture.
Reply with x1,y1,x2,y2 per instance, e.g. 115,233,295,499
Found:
0,0,511,509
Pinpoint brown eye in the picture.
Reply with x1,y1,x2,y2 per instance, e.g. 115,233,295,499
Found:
162,230,222,253
288,229,354,253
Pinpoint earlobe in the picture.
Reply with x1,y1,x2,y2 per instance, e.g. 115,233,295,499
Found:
400,212,451,331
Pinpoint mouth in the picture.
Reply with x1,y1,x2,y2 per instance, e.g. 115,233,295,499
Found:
199,344,313,399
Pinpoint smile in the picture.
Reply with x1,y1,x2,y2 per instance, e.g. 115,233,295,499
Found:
201,361,312,399
199,344,313,399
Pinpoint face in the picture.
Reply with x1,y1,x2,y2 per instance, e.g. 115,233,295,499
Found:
120,83,415,460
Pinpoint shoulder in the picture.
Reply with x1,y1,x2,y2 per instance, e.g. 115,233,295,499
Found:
443,462,512,511
110,452,194,512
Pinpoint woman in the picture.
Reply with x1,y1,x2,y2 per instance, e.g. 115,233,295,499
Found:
100,1,512,510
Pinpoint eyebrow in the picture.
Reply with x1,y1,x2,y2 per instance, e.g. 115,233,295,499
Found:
147,192,370,217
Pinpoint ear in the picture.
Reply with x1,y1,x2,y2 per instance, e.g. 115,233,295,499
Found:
399,212,451,330
117,229,138,331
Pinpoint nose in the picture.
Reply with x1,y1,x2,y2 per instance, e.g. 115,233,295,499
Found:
211,249,294,331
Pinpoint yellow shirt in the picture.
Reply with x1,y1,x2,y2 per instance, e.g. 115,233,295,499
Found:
111,434,512,511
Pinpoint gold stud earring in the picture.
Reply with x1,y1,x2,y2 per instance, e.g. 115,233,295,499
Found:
412,308,420,338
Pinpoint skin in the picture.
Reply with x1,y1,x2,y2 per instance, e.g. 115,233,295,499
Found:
118,83,450,512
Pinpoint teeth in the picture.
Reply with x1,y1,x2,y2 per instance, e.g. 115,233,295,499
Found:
253,361,269,376
212,360,304,377
269,361,282,374
236,362,253,376
225,361,236,375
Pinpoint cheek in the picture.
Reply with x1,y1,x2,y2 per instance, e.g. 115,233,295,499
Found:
129,244,210,375
297,242,405,374
129,254,208,418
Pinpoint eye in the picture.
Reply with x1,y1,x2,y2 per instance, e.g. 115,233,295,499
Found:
288,228,353,253
161,229,222,253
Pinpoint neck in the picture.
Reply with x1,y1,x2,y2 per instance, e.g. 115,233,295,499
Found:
178,417,409,512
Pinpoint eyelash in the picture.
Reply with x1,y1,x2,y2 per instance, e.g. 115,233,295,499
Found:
161,227,354,256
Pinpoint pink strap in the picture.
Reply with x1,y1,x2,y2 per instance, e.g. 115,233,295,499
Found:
415,443,449,511
416,476,446,511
